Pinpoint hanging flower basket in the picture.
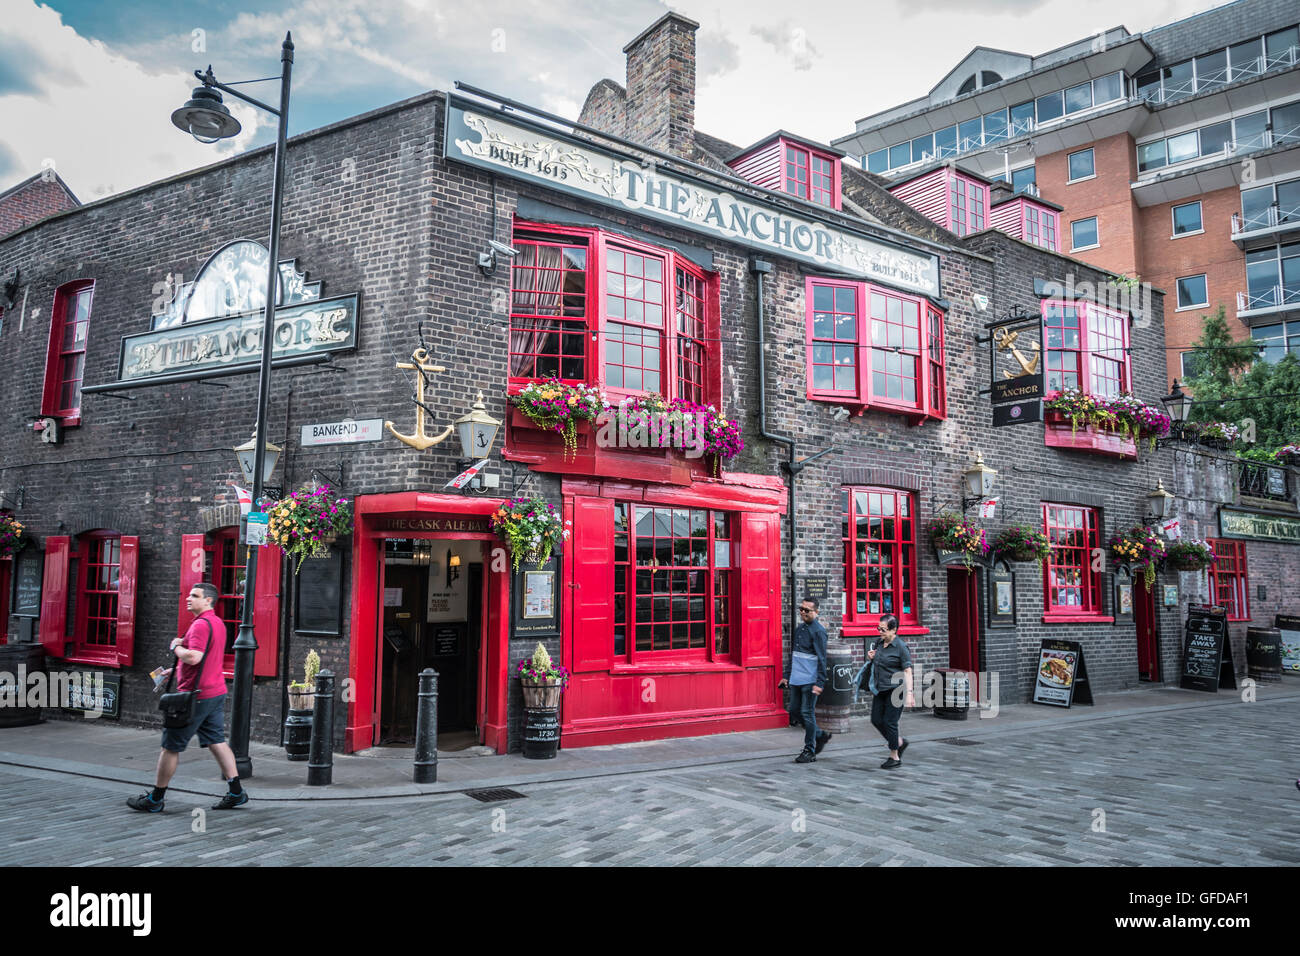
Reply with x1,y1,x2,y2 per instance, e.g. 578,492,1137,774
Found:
0,514,25,559
516,643,569,708
992,525,1051,564
1108,525,1167,588
511,379,606,459
490,496,569,571
1198,421,1239,450
266,484,353,573
930,512,991,570
1275,444,1300,467
1166,539,1216,572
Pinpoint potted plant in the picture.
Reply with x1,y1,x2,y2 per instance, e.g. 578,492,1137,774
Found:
0,514,25,559
992,525,1051,564
606,394,745,475
930,511,990,570
1198,421,1240,450
1166,539,1217,572
1108,525,1167,587
1275,443,1300,467
266,484,353,572
1044,388,1118,437
490,496,569,570
516,642,570,708
511,378,606,458
1106,393,1172,450
284,648,320,761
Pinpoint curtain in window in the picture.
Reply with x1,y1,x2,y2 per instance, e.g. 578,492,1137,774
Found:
510,244,565,377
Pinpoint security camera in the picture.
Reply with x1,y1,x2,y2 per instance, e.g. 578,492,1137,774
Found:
487,240,520,258
478,239,522,276
830,406,851,423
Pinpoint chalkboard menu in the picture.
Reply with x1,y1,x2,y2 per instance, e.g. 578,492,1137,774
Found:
295,550,343,636
1032,639,1093,708
431,625,460,657
13,548,42,617
1180,605,1235,693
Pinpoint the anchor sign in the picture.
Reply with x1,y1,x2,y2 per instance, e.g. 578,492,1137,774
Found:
385,347,456,450
993,326,1041,379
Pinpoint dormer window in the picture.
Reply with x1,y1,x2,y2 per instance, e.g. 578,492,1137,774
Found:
728,135,842,209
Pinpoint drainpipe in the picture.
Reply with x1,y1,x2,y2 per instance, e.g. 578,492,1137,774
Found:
751,258,837,627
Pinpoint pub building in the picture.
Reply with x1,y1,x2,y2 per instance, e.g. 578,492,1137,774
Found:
1,13,1292,754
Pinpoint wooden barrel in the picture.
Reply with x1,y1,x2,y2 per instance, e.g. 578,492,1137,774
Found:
521,706,560,759
283,709,313,761
0,643,45,728
1246,627,1283,683
934,669,971,721
815,641,856,734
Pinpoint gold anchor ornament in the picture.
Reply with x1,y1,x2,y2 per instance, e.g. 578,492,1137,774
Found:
386,347,456,450
993,326,1042,379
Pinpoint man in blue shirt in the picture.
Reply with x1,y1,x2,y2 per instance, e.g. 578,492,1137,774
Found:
778,597,831,763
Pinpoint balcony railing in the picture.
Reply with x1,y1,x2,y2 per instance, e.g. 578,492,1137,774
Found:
1232,202,1300,237
1136,46,1300,106
1238,285,1300,314
1239,462,1292,502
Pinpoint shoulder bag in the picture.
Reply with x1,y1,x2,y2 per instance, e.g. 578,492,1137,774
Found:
158,619,214,729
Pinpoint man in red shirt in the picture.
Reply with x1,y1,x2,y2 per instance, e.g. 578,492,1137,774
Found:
127,581,250,812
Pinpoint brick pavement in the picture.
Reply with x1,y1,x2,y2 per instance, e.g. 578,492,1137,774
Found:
2,694,1296,866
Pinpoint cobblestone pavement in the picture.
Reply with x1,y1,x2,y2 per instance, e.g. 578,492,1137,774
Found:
2,697,1297,866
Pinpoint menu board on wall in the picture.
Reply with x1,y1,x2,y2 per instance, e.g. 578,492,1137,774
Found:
1032,639,1093,708
14,549,42,617
513,554,559,636
1276,614,1300,674
1180,604,1235,692
295,551,343,636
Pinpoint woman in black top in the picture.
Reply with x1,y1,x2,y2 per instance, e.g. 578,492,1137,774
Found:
866,614,915,769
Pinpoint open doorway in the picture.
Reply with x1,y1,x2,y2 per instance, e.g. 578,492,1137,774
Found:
947,567,982,702
378,539,485,748
1136,579,1160,681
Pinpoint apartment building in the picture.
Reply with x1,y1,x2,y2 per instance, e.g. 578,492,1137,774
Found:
833,0,1300,388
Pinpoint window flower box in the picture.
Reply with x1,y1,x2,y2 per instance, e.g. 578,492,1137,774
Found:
1044,410,1138,460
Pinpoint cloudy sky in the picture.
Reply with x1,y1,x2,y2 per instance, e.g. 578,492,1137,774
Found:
3,0,1222,201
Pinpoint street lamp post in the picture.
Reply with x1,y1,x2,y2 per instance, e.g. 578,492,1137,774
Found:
172,32,295,778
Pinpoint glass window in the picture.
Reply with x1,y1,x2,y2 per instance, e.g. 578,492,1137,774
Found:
1136,71,1161,102
983,109,1007,144
1042,504,1104,615
809,153,835,206
867,149,888,174
1251,323,1286,363
1176,274,1208,309
1068,148,1095,181
1196,49,1228,91
910,134,934,165
1172,201,1203,235
843,488,918,626
1036,90,1064,124
934,126,957,159
958,117,983,151
1094,72,1123,104
1009,101,1035,136
958,75,977,96
1246,247,1280,308
1265,27,1299,61
1234,111,1268,151
1064,82,1093,114
1207,539,1249,621
1278,180,1300,224
1230,38,1262,79
44,281,93,422
1043,299,1129,397
1273,103,1300,147
510,238,588,380
1199,121,1232,158
785,145,809,199
889,142,912,169
981,71,1002,86
808,282,859,394
1162,60,1194,100
1166,130,1199,165
1071,217,1099,250
1241,185,1274,230
1137,140,1167,173
1011,165,1036,194
1180,350,1206,379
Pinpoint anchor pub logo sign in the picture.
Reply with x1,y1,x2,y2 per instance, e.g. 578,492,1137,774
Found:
116,239,359,384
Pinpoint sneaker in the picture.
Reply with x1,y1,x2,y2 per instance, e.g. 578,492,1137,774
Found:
126,792,164,813
788,717,804,727
211,791,249,810
794,748,816,764
814,732,832,755
897,738,909,759
880,758,902,770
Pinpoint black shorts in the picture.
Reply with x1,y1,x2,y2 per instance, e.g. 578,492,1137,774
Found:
161,693,227,753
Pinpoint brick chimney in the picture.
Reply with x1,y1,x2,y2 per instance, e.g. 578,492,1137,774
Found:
623,12,698,159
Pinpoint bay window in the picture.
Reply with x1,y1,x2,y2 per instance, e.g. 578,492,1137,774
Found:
1207,539,1249,621
1042,504,1106,619
806,277,946,420
1042,299,1131,398
842,487,918,631
509,222,718,405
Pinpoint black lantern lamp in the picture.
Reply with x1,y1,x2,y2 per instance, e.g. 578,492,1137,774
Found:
1144,479,1176,525
171,84,242,143
234,430,282,488
1162,379,1193,439
454,391,501,460
961,452,997,511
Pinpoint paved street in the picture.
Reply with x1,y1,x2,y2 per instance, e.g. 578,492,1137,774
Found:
2,695,1297,866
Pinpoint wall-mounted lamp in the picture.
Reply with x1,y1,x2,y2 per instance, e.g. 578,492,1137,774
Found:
1144,479,1176,525
961,452,997,511
454,391,502,460
477,239,520,277
1162,379,1193,429
446,550,461,587
234,429,282,487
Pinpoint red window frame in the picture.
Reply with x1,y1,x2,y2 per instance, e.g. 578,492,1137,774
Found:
612,501,736,664
210,527,247,675
842,487,919,630
39,530,139,667
1207,538,1249,621
1042,504,1107,619
508,222,720,407
950,177,986,236
775,141,839,207
41,280,94,425
178,530,282,678
1042,299,1131,399
806,277,946,421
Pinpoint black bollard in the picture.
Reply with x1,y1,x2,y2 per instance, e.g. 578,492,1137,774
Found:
307,669,334,786
414,668,439,783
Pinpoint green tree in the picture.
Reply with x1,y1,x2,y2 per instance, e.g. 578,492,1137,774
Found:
1182,307,1300,450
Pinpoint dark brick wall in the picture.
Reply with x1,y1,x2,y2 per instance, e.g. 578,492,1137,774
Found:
622,13,698,160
